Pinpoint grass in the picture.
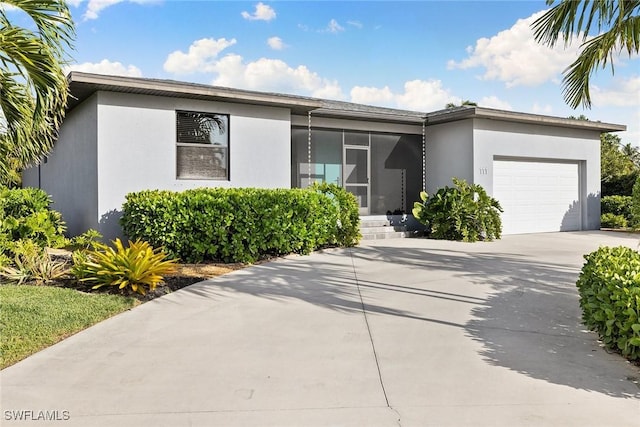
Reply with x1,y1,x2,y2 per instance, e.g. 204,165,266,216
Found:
0,285,138,369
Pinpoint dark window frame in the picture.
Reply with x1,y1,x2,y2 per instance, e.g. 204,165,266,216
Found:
176,110,230,180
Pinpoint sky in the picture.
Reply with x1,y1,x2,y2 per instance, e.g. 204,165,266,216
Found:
6,0,640,144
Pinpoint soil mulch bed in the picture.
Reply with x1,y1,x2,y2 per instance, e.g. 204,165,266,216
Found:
46,248,246,302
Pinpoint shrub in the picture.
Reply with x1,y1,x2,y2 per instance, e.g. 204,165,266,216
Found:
412,178,503,242
0,187,66,253
71,239,178,296
601,195,632,220
632,175,640,229
66,229,103,251
576,246,640,360
600,213,628,229
121,186,359,263
312,183,361,246
0,242,69,285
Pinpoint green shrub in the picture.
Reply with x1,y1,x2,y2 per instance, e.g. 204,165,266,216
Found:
412,178,502,242
121,187,359,264
0,242,69,286
631,175,640,229
312,183,361,246
601,195,632,219
0,187,67,253
66,229,103,251
576,246,640,360
600,213,628,229
71,239,178,296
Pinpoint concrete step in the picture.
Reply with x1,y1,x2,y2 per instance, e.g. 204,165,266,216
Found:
360,230,417,240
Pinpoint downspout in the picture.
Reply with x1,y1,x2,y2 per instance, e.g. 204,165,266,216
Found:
307,111,312,187
422,118,427,191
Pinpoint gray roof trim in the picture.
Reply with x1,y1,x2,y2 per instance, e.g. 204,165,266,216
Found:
426,106,626,132
66,72,626,133
67,72,324,112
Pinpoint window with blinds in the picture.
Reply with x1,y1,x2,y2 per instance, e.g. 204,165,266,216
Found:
176,111,229,180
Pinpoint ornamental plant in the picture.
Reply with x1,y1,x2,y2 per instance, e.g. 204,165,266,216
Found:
576,246,640,360
412,178,502,242
631,175,640,229
72,239,177,296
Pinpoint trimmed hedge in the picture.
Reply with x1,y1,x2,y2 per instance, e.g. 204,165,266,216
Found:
577,246,640,361
120,185,360,263
600,213,627,229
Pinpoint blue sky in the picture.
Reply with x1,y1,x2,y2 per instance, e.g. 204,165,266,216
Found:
12,1,640,143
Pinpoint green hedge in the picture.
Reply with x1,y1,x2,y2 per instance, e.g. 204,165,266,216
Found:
120,185,360,263
0,188,66,263
577,246,640,360
601,195,632,220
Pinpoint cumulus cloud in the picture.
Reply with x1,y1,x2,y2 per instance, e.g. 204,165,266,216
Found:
350,86,394,105
163,38,237,74
241,2,276,21
65,59,143,77
448,10,583,87
479,95,512,110
592,76,640,107
267,36,285,50
351,80,457,111
209,55,344,99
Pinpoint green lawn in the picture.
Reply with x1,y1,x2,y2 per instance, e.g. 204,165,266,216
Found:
0,285,138,369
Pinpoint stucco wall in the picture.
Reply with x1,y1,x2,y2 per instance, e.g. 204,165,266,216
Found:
425,119,474,195
472,118,601,230
22,96,99,236
95,91,292,239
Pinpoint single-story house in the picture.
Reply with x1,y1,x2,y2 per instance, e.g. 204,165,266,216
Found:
23,72,626,240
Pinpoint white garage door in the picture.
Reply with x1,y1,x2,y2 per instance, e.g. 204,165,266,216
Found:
493,159,581,234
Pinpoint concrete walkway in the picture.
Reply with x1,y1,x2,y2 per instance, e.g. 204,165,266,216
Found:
1,231,639,426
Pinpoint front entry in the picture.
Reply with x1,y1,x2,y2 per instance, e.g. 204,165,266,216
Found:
343,145,370,215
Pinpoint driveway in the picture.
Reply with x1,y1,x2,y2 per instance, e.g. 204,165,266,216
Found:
1,231,639,426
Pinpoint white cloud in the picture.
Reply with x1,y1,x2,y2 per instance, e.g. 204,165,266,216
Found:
531,103,554,115
323,19,345,34
351,80,457,111
592,76,640,107
350,86,394,105
82,0,158,20
241,2,276,21
479,95,512,110
347,20,363,29
267,36,285,50
66,0,84,7
163,38,237,74
66,59,143,77
448,10,583,87
210,55,344,99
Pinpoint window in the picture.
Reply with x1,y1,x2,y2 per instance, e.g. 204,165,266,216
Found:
176,111,229,180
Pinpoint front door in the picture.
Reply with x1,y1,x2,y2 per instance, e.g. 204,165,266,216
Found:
343,146,370,215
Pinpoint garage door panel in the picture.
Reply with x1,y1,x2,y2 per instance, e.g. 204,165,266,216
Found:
493,160,580,234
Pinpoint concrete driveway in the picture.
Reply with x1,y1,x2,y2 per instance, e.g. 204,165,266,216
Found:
1,231,639,426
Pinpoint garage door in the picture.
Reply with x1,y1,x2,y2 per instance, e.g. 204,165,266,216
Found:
493,159,581,234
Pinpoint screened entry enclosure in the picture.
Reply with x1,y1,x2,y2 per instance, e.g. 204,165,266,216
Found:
291,127,422,215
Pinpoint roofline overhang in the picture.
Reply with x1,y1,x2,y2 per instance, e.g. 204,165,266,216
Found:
425,106,626,133
65,72,626,133
66,72,323,113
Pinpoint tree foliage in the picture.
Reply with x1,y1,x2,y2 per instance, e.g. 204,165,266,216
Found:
0,0,75,187
601,132,639,196
532,0,640,109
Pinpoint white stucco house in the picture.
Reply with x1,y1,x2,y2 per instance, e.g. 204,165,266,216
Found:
23,72,626,240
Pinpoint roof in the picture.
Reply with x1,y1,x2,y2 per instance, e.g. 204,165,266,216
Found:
66,72,626,132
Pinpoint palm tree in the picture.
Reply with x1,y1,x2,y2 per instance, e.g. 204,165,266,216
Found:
532,0,640,109
621,143,640,168
445,100,478,109
0,0,75,186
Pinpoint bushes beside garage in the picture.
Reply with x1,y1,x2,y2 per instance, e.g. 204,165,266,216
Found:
120,184,360,263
